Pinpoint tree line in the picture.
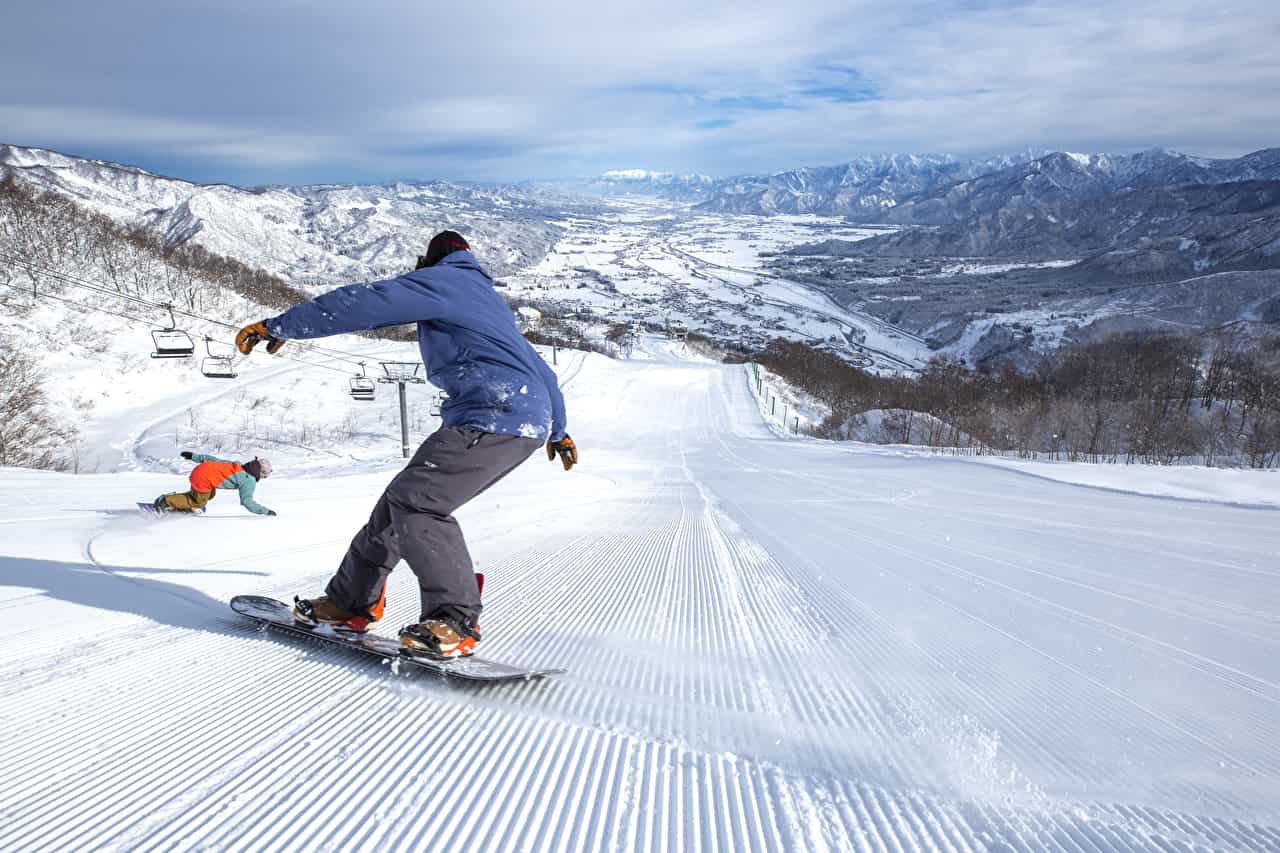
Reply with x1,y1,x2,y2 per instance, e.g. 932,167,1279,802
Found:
0,177,328,471
0,176,434,470
756,331,1280,468
0,335,73,470
0,176,310,313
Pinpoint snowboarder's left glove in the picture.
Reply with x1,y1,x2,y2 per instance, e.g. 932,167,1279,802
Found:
266,509,277,516
236,321,285,356
180,451,194,460
547,435,577,471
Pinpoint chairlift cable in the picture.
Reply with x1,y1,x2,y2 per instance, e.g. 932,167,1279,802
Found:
0,280,157,326
0,253,392,365
0,280,356,377
10,255,371,362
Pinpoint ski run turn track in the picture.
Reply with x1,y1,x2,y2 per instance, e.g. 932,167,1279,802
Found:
2,340,1279,852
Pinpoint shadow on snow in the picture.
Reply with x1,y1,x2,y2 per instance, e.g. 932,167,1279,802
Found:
0,555,266,635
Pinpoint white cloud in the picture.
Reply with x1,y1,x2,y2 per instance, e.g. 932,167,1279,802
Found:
0,105,349,168
0,0,1276,181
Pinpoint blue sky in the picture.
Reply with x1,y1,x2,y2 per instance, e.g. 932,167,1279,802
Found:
1,0,1277,185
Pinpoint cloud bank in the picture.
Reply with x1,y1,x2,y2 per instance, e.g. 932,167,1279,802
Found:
2,0,1276,183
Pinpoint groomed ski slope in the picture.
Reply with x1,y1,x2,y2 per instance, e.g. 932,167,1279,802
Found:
2,340,1279,852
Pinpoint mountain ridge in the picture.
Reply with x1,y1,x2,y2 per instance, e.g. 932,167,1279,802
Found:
0,143,566,289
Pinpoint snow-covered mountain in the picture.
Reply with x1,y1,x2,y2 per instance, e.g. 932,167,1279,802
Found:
877,148,1280,227
693,153,1045,216
776,146,1280,306
8,141,1279,377
571,169,716,200
688,148,1280,221
0,144,566,289
834,178,1280,271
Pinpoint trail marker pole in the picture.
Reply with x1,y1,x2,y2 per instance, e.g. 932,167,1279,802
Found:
379,362,427,458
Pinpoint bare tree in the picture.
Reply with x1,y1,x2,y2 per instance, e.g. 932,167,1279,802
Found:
0,333,76,469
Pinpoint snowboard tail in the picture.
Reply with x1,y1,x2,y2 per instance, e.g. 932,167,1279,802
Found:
229,595,563,683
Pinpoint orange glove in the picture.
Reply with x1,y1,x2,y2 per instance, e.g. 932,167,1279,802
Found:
235,321,285,355
546,435,577,471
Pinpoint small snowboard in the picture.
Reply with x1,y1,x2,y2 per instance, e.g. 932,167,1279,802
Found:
230,595,564,683
137,502,204,517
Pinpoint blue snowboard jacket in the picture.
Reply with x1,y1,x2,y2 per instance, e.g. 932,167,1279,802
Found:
265,251,566,441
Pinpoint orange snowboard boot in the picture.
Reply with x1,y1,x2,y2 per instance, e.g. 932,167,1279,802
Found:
399,607,479,658
292,595,378,633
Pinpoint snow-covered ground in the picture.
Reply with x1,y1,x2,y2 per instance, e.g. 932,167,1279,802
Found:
745,371,1280,505
504,202,930,371
2,338,1279,851
2,335,1280,845
937,259,1079,277
961,454,1280,508
5,288,435,475
752,364,831,436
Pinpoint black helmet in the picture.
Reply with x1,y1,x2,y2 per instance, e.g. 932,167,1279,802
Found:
416,230,470,269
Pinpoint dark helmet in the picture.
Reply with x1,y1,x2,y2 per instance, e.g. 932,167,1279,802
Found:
416,230,470,269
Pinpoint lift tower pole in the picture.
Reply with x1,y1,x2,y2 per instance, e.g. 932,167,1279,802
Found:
378,362,427,458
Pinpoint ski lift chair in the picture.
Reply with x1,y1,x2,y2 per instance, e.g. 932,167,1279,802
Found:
349,363,376,400
150,306,195,359
429,391,448,417
200,337,238,379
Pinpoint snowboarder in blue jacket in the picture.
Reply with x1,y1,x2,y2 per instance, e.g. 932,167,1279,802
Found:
235,231,576,658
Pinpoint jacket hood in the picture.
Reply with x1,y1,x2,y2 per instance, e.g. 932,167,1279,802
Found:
435,250,489,277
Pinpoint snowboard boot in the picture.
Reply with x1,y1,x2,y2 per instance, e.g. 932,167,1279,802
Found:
151,497,204,515
399,607,480,659
292,596,378,633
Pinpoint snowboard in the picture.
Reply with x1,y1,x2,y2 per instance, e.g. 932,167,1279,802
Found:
137,502,204,517
229,595,564,683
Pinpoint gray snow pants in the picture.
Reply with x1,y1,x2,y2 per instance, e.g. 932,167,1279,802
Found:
326,426,541,621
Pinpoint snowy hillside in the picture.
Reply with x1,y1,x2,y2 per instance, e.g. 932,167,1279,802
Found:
6,142,1279,376
0,144,566,287
503,201,928,370
875,148,1280,227
694,152,1044,216
6,279,438,475
2,337,1279,850
692,147,1280,220
583,169,716,198
1,144,932,369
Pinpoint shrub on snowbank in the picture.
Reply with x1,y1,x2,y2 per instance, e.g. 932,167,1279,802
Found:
0,333,76,471
756,334,1280,468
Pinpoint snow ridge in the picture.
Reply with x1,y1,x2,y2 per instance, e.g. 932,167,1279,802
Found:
0,143,565,290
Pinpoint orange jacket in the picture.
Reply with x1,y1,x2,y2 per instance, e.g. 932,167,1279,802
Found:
189,460,243,493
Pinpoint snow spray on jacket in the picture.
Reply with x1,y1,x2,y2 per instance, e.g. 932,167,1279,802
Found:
265,251,567,441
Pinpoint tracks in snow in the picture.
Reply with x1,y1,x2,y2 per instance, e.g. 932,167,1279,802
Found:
1,354,1279,850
